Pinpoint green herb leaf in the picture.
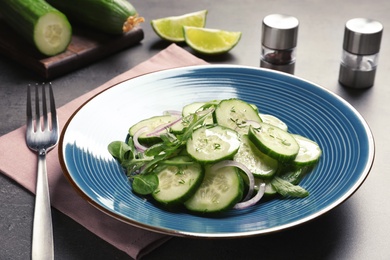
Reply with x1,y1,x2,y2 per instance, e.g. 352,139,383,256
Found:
271,176,309,198
132,173,159,195
138,108,215,175
108,141,133,163
109,103,217,193
181,107,215,141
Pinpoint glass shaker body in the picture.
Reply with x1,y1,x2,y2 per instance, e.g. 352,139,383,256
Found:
261,46,296,74
338,18,383,88
260,14,299,74
339,51,379,88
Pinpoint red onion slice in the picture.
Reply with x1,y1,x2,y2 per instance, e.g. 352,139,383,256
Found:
233,182,266,210
133,126,149,152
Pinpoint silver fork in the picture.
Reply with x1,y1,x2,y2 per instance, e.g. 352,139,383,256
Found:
26,83,59,260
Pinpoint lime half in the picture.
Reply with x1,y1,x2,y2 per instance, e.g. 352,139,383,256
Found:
151,10,207,42
184,26,242,55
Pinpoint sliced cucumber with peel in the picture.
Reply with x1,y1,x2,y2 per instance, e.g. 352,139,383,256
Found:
152,157,204,206
234,135,278,179
182,101,218,125
170,101,218,133
260,113,288,131
109,98,323,214
186,125,240,163
292,134,322,166
184,165,244,213
0,0,72,56
129,115,180,144
214,98,262,135
252,178,277,198
278,165,311,185
248,123,299,163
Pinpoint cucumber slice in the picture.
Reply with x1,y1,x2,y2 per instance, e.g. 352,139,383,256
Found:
214,99,262,135
260,114,288,131
170,101,218,134
241,176,277,198
129,115,180,144
248,123,299,163
184,165,244,213
264,181,277,197
292,134,322,166
152,157,204,206
170,119,186,134
186,125,240,163
182,102,206,117
253,178,277,197
234,135,278,179
278,166,311,185
182,101,217,117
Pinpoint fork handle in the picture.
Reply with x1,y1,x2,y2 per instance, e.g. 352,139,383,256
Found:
32,149,54,260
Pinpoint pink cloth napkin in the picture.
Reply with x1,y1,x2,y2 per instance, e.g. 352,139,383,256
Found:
0,44,207,260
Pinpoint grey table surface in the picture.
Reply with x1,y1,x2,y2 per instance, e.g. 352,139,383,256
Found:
1,0,390,259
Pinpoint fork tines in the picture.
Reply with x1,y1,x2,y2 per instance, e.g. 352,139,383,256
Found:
27,83,58,133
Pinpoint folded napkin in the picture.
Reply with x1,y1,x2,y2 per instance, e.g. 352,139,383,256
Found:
0,44,207,260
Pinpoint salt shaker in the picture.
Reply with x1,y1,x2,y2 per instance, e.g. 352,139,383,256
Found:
260,14,299,74
338,18,383,88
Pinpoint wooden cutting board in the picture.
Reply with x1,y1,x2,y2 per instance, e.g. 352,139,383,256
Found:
0,19,144,79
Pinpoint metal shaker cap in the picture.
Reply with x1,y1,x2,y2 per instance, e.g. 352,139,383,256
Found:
343,18,383,55
262,14,299,50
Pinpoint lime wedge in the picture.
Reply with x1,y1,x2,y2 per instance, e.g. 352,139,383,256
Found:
151,10,207,42
183,26,242,55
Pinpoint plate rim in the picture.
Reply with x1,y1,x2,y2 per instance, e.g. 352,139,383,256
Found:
58,64,375,238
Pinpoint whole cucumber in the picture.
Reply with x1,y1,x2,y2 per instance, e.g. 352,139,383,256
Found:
0,0,72,56
48,0,144,34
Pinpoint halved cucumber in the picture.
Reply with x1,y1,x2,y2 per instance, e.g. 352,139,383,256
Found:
152,157,204,206
0,0,72,56
186,125,240,163
34,12,72,56
48,0,143,34
214,99,262,135
234,135,278,179
248,123,299,163
292,134,322,166
184,165,244,213
129,115,180,144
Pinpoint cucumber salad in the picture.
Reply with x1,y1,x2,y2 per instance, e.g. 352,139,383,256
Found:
108,98,322,214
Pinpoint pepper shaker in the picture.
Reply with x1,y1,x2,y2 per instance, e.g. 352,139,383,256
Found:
338,18,383,88
260,14,299,74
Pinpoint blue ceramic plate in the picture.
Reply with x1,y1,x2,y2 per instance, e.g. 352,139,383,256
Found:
59,65,374,237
